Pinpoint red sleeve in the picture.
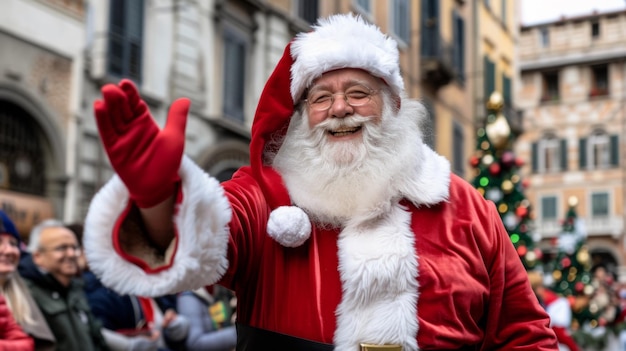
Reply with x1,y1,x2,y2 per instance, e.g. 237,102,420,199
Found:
0,297,34,351
478,198,559,350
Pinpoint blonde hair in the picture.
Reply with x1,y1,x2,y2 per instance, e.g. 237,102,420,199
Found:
1,273,34,326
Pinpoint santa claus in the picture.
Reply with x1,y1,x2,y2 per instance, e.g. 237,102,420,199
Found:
85,13,558,351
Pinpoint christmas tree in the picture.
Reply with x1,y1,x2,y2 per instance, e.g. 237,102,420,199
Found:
550,196,592,298
469,91,541,270
548,197,613,349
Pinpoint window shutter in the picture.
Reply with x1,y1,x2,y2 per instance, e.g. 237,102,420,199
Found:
453,12,465,82
560,139,567,171
579,138,587,169
610,134,619,166
532,142,538,172
503,75,511,104
484,56,495,103
421,0,439,56
126,0,144,82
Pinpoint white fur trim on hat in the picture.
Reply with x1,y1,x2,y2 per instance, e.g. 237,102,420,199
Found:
290,13,404,101
267,206,311,247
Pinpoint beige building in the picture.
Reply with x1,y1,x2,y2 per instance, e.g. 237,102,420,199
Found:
516,9,626,278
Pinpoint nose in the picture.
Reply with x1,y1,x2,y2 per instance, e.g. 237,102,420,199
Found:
328,93,354,118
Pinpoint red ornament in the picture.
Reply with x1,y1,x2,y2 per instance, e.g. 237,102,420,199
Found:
575,282,584,293
515,157,525,167
561,257,571,268
516,206,528,218
469,156,480,167
489,163,501,175
517,245,527,256
522,179,530,188
502,151,515,167
550,238,558,246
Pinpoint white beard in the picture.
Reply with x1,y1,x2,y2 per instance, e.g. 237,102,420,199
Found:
272,94,428,227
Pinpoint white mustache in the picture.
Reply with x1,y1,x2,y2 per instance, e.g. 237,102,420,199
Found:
313,115,375,132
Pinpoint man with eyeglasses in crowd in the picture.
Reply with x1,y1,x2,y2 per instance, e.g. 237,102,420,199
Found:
84,13,558,351
19,219,109,351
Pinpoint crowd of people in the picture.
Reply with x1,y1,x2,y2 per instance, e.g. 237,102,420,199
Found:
0,210,237,351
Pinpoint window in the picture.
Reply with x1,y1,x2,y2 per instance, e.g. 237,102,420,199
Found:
541,196,558,221
453,122,465,175
107,0,144,82
296,0,319,24
0,102,46,195
541,71,559,102
503,75,511,104
453,11,465,82
591,21,600,39
222,26,248,123
540,27,549,47
532,136,567,173
421,0,439,57
501,0,507,26
354,0,371,14
590,64,609,97
580,133,619,169
591,192,609,218
391,0,410,44
484,56,496,104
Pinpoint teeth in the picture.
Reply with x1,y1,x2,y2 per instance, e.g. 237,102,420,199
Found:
329,126,360,136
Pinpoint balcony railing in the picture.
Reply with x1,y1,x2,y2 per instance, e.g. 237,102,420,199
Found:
537,216,623,239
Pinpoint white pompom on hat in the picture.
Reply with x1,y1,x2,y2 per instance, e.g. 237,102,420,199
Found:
267,206,312,247
252,14,402,247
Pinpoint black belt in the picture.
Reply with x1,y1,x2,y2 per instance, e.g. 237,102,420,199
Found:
236,323,334,351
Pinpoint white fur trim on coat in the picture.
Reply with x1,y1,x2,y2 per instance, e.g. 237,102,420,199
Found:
335,204,419,350
84,156,231,296
290,13,404,101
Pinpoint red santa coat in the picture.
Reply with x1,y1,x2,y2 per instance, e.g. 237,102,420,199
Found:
85,154,558,351
219,169,556,350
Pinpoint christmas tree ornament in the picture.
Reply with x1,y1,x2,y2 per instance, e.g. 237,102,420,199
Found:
501,180,513,193
482,154,494,165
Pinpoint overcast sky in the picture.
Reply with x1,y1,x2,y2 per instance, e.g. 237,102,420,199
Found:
521,0,626,26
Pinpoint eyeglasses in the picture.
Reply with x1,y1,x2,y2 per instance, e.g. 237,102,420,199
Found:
304,85,379,112
41,244,81,255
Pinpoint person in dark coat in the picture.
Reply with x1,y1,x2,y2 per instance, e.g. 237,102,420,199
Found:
20,219,109,351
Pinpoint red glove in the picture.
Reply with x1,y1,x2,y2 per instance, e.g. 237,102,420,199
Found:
94,79,190,208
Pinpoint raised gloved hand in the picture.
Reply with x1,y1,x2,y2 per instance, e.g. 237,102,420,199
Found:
94,79,190,208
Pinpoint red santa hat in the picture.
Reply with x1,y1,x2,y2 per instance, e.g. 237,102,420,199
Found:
250,13,403,247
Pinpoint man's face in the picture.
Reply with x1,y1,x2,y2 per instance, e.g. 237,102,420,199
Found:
33,226,80,284
304,68,385,139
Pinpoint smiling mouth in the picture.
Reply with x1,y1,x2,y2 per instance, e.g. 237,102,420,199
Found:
328,126,362,137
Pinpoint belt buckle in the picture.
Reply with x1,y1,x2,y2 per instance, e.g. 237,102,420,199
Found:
360,344,403,351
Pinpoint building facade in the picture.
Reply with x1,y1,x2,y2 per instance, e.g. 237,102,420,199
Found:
517,9,626,278
1,0,502,244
